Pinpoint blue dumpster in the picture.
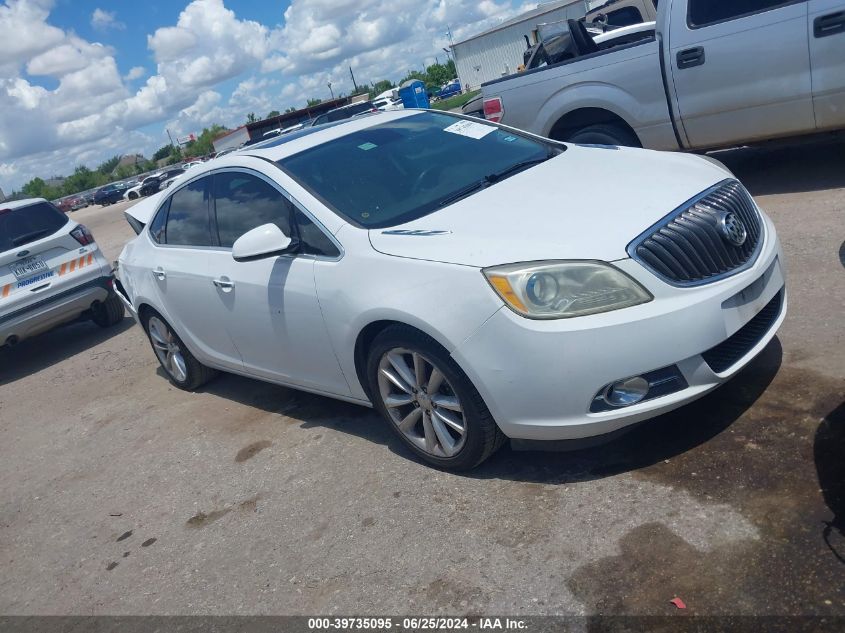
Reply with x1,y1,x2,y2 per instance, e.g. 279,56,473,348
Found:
398,79,430,109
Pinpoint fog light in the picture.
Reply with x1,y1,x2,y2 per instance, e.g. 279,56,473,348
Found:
603,376,649,407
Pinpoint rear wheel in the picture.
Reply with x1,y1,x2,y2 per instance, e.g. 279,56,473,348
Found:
128,191,138,200
567,123,640,147
91,292,125,327
143,312,217,390
367,325,505,470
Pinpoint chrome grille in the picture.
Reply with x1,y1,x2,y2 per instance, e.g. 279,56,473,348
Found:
628,180,763,286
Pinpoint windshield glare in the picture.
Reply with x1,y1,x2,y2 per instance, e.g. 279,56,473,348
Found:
280,111,559,229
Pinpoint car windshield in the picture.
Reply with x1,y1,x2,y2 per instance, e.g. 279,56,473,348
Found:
0,202,69,251
280,111,561,229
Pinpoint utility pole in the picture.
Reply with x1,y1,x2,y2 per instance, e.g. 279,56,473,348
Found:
328,81,334,99
166,128,175,147
349,66,358,93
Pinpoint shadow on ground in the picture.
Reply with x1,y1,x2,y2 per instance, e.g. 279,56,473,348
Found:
0,317,133,387
710,138,845,196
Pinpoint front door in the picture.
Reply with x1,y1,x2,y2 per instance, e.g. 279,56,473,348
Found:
668,0,814,148
207,169,350,396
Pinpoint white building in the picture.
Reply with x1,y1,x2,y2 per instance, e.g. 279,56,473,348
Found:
452,0,590,90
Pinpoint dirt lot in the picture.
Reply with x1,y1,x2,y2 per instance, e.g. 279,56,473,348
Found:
1,140,843,617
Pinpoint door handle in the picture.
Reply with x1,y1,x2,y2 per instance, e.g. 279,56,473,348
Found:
677,46,705,70
212,277,234,291
814,11,845,38
152,267,166,281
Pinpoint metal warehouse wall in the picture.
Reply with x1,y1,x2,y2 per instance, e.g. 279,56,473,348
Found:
453,2,587,90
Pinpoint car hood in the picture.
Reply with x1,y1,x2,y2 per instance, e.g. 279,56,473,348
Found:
368,144,733,268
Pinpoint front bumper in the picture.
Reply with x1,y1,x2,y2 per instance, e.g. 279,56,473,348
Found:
452,219,786,441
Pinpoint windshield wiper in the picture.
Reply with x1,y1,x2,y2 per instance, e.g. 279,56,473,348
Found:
12,229,53,246
484,154,554,184
435,153,556,210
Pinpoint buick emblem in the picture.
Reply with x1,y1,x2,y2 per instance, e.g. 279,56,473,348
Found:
718,212,747,246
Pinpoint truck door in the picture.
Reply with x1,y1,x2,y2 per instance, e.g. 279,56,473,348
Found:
808,0,845,130
667,0,814,148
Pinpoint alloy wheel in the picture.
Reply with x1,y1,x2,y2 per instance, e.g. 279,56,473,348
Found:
377,348,467,458
148,316,188,383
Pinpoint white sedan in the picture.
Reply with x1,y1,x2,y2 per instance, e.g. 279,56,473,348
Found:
115,110,786,469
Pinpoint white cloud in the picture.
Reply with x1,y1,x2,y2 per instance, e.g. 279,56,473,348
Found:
1,0,544,192
91,8,124,31
124,66,146,81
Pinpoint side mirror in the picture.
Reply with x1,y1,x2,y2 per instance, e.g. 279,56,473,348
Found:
232,223,293,262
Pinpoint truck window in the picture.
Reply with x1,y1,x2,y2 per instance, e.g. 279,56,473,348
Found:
688,0,800,28
605,7,643,27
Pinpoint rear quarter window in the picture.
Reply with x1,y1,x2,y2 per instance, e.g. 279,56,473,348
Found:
0,202,69,251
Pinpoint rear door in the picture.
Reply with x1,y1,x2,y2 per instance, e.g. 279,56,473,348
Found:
148,177,242,371
668,0,814,148
0,202,107,318
808,0,845,129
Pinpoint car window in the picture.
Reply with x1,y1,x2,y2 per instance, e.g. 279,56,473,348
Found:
281,111,559,229
148,198,170,244
688,0,798,27
213,171,340,257
213,172,294,248
605,7,643,27
0,202,69,251
163,178,212,247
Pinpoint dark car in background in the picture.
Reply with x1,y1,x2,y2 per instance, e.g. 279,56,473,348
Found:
140,168,185,196
93,184,126,206
309,101,378,127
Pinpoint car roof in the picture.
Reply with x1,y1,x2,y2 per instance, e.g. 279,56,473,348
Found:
1,197,48,210
240,109,425,162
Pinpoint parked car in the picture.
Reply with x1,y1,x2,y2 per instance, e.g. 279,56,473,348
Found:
0,198,125,347
55,198,74,213
309,101,378,127
93,184,125,206
140,169,185,196
373,97,404,111
115,110,785,470
125,176,159,200
482,0,845,148
437,79,462,100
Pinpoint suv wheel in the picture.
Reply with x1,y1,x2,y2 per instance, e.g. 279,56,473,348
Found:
91,292,125,327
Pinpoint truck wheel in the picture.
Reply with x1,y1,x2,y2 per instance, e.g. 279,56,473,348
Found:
91,292,125,327
568,124,641,147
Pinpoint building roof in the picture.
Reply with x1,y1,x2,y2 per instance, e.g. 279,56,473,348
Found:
453,0,584,46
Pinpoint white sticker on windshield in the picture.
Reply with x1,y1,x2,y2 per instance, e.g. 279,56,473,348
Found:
443,120,496,140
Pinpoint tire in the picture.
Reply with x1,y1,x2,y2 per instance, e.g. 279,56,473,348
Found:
366,325,505,470
567,123,641,147
128,191,138,200
142,311,217,390
91,291,125,327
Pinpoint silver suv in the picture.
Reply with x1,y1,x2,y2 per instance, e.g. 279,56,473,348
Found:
0,198,124,347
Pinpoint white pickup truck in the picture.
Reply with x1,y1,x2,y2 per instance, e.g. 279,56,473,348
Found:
481,0,845,150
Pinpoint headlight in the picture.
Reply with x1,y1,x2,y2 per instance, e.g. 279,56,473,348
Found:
483,260,652,319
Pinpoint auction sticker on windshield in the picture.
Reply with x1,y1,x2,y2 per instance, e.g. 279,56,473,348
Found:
443,119,496,139
11,257,48,279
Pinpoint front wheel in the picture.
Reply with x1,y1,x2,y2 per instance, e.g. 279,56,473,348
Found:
367,325,505,470
143,312,217,390
128,191,138,200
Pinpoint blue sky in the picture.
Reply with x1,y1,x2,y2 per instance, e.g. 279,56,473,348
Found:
0,0,535,191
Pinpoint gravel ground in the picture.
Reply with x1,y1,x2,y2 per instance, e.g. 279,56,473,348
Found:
0,140,843,616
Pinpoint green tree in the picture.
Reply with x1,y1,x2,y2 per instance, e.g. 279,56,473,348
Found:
369,79,396,98
97,155,121,175
306,98,322,107
181,124,228,158
61,166,104,196
284,106,297,113
426,62,452,89
246,112,258,123
152,144,173,162
21,177,61,200
266,110,281,119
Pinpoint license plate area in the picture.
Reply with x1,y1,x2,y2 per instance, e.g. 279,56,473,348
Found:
11,256,49,279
